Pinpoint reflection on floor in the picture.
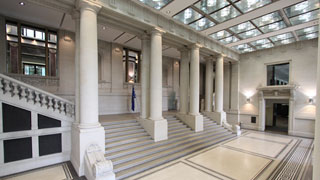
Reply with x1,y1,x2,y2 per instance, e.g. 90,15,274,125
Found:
129,131,313,180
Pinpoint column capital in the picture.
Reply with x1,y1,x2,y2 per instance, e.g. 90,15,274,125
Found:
150,27,166,36
218,53,227,59
204,55,215,61
189,43,202,50
71,10,80,20
77,0,102,14
141,33,151,41
178,46,189,52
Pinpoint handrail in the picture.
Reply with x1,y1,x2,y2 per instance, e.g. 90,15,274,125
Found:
0,73,74,117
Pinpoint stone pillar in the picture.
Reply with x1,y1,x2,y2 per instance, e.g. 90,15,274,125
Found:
178,44,203,132
140,35,150,119
230,62,240,124
138,28,167,142
313,20,320,179
71,0,105,177
179,48,189,114
205,58,213,112
258,91,265,131
72,11,80,124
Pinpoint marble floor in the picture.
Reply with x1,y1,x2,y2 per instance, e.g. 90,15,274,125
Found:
129,131,313,180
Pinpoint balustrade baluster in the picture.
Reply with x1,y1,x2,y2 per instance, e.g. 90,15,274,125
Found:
20,86,27,100
34,92,41,105
60,102,66,114
48,97,53,109
0,78,3,93
41,94,47,107
12,83,19,97
53,99,59,111
4,80,11,95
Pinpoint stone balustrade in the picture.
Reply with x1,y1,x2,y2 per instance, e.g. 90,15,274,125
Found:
0,73,74,117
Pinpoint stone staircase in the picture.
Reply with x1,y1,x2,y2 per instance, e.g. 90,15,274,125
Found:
103,115,236,180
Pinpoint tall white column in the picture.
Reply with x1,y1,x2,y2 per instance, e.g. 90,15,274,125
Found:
71,1,106,177
189,44,201,115
215,55,224,112
139,28,167,142
313,20,320,179
72,11,80,124
205,58,213,112
140,35,150,119
179,48,189,114
149,28,164,120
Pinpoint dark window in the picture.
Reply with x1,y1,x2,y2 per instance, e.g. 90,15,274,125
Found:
123,48,140,83
38,114,61,129
39,134,62,156
267,63,289,86
2,103,31,132
6,21,57,76
4,137,32,163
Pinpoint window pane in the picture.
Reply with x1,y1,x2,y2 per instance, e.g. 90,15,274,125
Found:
35,31,44,40
238,29,261,39
26,28,34,38
273,38,296,46
6,24,18,35
219,36,239,44
289,9,319,25
269,32,293,42
210,30,231,40
299,32,318,41
49,33,57,43
174,8,202,24
284,0,320,18
255,43,274,50
234,0,272,13
259,21,287,33
210,5,240,22
138,0,173,10
194,0,230,14
295,25,318,36
189,17,215,31
252,11,283,27
229,21,255,34
267,63,289,86
250,38,270,46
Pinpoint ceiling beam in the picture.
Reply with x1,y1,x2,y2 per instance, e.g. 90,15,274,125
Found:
226,19,318,47
202,0,305,35
160,0,198,17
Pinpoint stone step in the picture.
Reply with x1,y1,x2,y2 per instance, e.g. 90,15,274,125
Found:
105,132,149,143
168,124,188,131
168,130,193,139
105,128,145,138
107,128,228,160
168,127,192,135
101,119,137,126
115,134,236,179
105,139,154,154
168,121,184,127
167,119,180,124
104,125,141,133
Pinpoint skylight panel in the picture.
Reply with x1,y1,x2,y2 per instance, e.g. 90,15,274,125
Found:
296,26,318,36
269,33,293,42
289,9,319,25
138,0,173,10
210,30,231,40
250,38,270,46
195,0,230,14
232,43,251,51
273,38,295,46
234,0,272,13
174,8,202,24
259,21,287,33
238,29,261,39
255,43,274,50
210,5,240,23
189,17,215,31
299,32,318,41
252,11,282,27
229,21,255,34
284,0,320,18
219,36,239,44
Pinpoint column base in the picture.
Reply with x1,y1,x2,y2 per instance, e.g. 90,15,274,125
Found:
71,125,105,177
138,118,168,142
203,111,226,125
176,113,203,132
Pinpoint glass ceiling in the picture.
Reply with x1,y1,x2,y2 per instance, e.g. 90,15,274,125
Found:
138,0,319,54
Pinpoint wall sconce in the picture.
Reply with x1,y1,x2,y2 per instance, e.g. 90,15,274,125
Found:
114,47,121,53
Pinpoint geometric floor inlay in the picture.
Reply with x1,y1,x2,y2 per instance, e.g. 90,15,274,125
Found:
188,146,271,180
138,162,220,180
245,133,292,144
223,136,287,158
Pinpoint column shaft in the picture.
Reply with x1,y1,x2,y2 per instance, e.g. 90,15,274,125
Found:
215,55,224,112
313,22,320,179
149,30,163,120
140,35,150,119
189,45,200,115
205,59,213,112
73,12,80,124
79,5,100,128
179,49,189,114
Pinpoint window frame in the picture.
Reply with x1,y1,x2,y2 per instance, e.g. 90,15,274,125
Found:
264,60,292,86
122,47,141,84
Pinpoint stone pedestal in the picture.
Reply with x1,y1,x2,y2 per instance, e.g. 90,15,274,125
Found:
176,113,203,132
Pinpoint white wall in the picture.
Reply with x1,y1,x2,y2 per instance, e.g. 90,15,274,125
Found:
238,39,317,137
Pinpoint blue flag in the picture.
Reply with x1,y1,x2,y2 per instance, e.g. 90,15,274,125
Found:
131,86,136,111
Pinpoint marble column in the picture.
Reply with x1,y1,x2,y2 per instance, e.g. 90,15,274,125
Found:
213,54,226,125
313,20,320,179
205,58,213,112
72,11,80,125
140,35,150,119
184,44,203,132
179,48,189,114
71,0,105,177
139,28,167,142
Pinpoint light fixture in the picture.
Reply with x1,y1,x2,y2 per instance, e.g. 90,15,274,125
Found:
19,2,25,6
102,26,106,30
166,10,171,14
308,97,314,104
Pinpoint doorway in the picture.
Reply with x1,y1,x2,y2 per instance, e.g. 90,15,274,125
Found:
265,100,289,134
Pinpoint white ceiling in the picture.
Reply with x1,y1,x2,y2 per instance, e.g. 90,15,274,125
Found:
0,0,182,59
